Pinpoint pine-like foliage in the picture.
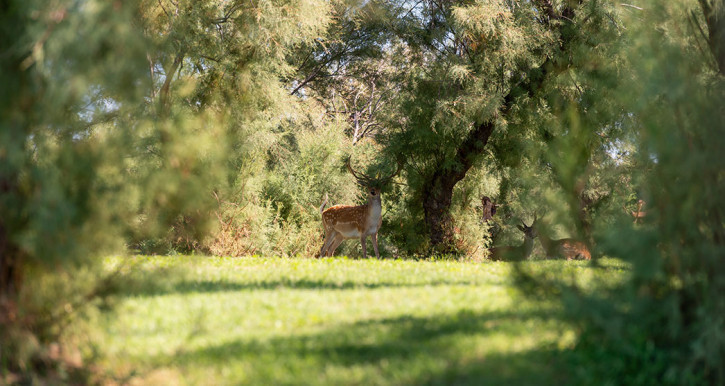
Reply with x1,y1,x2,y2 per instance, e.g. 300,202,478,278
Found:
0,0,330,381
517,1,725,384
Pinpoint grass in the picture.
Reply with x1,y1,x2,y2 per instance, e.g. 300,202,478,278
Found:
88,256,628,385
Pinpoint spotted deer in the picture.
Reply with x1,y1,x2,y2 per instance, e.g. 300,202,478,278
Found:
534,218,591,260
489,217,538,262
318,158,401,258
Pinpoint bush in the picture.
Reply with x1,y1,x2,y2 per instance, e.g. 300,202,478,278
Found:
205,107,363,257
518,2,725,384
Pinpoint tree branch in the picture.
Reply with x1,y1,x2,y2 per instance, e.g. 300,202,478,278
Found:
159,50,185,115
699,0,725,75
290,63,324,96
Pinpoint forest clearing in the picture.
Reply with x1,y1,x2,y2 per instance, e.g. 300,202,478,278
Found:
2,0,723,384
92,256,625,385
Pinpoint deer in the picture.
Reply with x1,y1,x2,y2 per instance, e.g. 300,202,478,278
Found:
481,196,498,223
624,199,647,224
481,195,502,244
533,217,591,260
318,158,401,259
488,217,538,262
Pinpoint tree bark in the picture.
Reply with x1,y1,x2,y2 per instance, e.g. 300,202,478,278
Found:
0,219,22,302
422,120,495,251
700,0,725,76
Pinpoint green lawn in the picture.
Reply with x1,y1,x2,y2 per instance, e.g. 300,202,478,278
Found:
92,256,627,385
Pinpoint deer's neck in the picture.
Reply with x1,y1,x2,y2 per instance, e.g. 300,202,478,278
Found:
364,196,382,231
522,236,535,257
537,231,554,251
367,196,381,216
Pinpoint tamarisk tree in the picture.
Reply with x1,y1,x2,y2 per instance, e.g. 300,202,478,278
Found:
378,0,620,251
0,0,330,377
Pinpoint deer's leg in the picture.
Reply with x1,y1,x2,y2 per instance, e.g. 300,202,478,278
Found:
324,234,337,257
320,230,337,257
371,233,380,259
360,235,367,259
327,234,344,257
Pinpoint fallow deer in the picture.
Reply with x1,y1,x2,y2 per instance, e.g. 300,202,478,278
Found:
534,218,591,260
488,217,538,262
318,158,401,258
481,196,498,223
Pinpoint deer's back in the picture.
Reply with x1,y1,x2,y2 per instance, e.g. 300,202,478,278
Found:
322,204,376,238
556,239,591,260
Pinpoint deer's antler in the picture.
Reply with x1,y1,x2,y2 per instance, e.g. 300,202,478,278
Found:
346,157,403,187
346,157,374,186
378,159,403,185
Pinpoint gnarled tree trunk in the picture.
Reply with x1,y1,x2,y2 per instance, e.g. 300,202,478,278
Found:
420,1,581,252
422,121,495,252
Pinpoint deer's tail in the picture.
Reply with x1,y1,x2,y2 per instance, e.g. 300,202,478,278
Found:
319,193,329,215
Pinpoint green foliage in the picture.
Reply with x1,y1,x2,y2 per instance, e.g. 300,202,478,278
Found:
0,0,332,381
515,1,725,384
0,0,227,378
0,4,152,380
132,0,333,253
585,2,724,382
1,0,146,265
208,104,363,257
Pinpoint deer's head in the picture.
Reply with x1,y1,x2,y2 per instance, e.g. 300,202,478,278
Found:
516,213,538,239
481,196,498,222
346,157,402,201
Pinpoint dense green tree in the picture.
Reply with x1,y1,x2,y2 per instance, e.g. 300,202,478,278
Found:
373,0,622,251
1,1,163,377
518,1,725,383
133,0,332,251
1,0,152,301
0,0,331,379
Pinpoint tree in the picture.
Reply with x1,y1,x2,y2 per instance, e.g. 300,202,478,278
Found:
0,0,331,379
286,0,401,147
133,0,332,251
519,1,725,383
378,0,621,251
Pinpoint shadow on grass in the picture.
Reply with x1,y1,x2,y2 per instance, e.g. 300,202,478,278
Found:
147,308,571,385
121,278,497,297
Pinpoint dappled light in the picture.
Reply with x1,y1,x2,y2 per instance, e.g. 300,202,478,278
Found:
97,257,589,384
1,0,723,384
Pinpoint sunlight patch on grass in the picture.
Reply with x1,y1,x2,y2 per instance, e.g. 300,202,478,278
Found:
94,256,623,385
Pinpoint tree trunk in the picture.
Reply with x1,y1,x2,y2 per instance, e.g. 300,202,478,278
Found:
0,219,23,304
700,0,725,76
421,54,569,252
159,51,185,116
422,120,495,252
